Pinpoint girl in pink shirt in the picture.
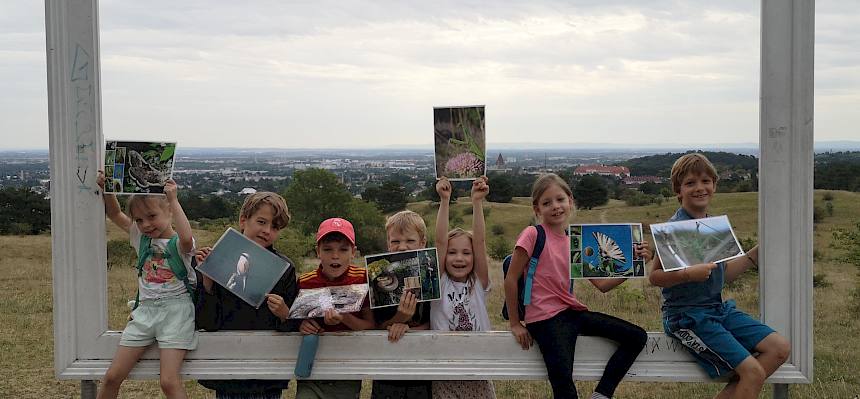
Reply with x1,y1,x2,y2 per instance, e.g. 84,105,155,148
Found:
504,173,650,399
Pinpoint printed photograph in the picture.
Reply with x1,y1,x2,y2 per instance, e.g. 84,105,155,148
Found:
197,228,293,308
365,248,441,309
104,140,176,194
433,106,486,181
570,223,645,279
651,215,744,272
288,284,368,319
112,164,124,180
111,179,123,193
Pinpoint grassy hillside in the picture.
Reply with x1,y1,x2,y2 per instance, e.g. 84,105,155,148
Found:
3,191,858,398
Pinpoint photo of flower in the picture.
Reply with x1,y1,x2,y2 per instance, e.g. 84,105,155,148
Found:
570,223,645,279
434,106,486,180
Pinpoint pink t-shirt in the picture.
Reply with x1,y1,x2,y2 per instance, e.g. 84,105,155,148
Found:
515,224,588,324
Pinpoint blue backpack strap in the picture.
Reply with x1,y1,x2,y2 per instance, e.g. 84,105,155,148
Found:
522,225,546,305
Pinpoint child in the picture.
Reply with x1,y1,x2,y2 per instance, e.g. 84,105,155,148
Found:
430,176,495,399
195,192,299,399
504,173,649,399
371,210,433,399
648,153,790,399
297,217,375,399
95,171,197,399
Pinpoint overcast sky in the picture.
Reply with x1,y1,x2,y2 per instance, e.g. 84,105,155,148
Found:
1,0,857,149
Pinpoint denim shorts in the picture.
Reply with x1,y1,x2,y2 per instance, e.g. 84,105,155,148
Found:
120,295,197,350
663,300,775,379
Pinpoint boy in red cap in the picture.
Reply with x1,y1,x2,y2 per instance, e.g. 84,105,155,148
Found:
296,217,375,398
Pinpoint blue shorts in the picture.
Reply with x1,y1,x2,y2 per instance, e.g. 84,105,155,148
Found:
663,300,775,379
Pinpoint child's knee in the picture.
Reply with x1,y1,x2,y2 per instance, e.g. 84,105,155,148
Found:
735,358,766,383
772,335,791,363
159,373,183,394
102,368,125,387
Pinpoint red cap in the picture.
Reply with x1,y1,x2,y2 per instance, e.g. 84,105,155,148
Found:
315,217,356,245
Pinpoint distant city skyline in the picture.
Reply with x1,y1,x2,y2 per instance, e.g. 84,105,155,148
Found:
2,1,858,149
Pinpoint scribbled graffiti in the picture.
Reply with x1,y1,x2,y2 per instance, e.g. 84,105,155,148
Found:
71,43,95,192
646,335,683,354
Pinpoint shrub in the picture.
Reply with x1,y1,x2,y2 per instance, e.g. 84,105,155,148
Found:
7,223,33,235
813,206,824,224
739,236,757,252
823,191,834,201
450,209,464,229
488,236,510,261
813,273,832,288
276,228,316,265
107,239,136,270
812,248,824,262
491,224,505,236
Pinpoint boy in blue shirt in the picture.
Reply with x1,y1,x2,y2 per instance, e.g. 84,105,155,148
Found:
648,153,791,399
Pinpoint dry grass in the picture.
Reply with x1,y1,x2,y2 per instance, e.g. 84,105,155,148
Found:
3,191,859,398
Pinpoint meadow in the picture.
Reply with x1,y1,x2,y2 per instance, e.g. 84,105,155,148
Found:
2,191,858,398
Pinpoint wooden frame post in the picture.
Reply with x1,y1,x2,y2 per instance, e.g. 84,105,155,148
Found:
760,0,815,393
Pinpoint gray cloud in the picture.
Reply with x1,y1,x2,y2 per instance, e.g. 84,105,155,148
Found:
1,0,857,149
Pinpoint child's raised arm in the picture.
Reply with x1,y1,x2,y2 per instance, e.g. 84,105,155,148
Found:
470,176,490,289
435,177,452,276
97,170,132,231
164,179,194,254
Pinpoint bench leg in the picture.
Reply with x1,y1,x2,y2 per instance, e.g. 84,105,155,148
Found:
773,383,789,399
81,380,97,399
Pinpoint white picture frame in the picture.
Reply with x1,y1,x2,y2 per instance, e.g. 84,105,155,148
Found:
47,0,812,384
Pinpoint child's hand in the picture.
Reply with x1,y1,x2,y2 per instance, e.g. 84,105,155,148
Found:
163,179,178,202
387,322,409,343
195,247,212,264
436,177,452,202
471,175,489,202
323,308,343,326
635,241,652,262
510,323,532,350
300,319,322,335
266,294,289,321
686,263,718,282
96,170,106,191
394,291,417,323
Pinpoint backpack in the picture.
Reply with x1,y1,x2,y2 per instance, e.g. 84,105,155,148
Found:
132,234,196,310
501,225,547,321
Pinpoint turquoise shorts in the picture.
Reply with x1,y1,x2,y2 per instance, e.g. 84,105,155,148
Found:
120,295,197,350
663,300,775,379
